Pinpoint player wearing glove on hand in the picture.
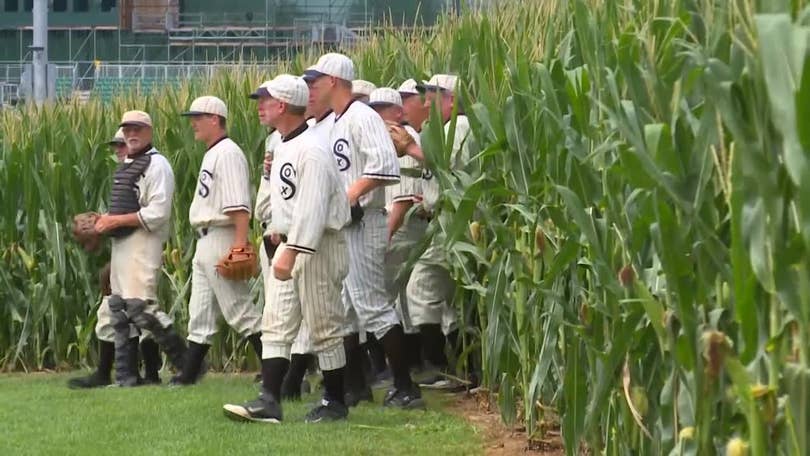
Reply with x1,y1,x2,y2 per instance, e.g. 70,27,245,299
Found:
171,96,263,386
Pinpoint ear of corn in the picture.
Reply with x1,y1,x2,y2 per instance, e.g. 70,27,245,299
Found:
2,0,810,453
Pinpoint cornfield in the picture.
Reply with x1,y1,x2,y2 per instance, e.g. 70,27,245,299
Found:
2,0,809,453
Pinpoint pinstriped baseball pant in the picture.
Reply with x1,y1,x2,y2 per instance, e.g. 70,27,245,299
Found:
260,241,313,355
384,216,429,334
186,226,262,345
261,230,348,371
343,209,401,339
406,237,459,335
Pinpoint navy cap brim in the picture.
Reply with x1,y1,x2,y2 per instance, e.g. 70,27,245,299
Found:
302,69,328,82
368,101,397,108
249,87,271,99
107,139,126,146
180,111,209,117
119,121,151,128
399,91,420,98
416,84,445,93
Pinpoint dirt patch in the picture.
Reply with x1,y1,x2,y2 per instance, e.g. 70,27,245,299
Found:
447,390,564,455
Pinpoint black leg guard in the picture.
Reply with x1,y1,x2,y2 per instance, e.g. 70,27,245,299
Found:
404,333,423,370
109,295,139,387
126,299,186,370
365,332,388,376
343,333,367,393
262,357,290,402
140,338,162,383
171,341,210,385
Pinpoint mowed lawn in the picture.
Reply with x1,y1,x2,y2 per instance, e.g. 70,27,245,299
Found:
0,373,481,456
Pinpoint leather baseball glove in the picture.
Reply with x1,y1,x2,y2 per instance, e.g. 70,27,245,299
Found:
72,212,101,252
386,121,414,157
215,245,259,281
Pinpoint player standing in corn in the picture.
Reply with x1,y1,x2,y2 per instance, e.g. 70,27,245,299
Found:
171,96,263,386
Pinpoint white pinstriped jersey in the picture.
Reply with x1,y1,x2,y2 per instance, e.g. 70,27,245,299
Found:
254,130,282,223
309,110,334,141
189,137,253,228
330,100,400,209
268,123,350,254
422,115,471,211
387,124,422,204
134,149,174,238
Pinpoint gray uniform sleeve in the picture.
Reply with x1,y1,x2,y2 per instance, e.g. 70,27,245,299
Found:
137,156,174,232
218,147,251,213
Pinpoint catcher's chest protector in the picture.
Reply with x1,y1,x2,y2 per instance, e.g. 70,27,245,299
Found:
108,152,152,238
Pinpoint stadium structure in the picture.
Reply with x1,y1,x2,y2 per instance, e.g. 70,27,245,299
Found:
0,0,455,106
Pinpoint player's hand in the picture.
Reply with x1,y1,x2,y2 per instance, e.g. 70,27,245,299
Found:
263,153,273,174
273,248,296,281
93,214,118,233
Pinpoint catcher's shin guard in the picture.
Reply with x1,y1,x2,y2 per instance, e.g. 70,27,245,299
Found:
126,298,186,370
110,295,139,386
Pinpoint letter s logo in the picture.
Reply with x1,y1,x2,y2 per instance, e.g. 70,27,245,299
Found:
198,170,213,197
279,163,297,200
333,139,351,172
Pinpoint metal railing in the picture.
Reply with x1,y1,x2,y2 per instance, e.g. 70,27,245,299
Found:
94,63,277,81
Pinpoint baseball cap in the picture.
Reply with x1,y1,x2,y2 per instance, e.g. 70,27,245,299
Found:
352,80,377,97
302,53,355,82
181,96,228,119
249,74,308,108
398,79,420,98
119,110,152,128
107,127,126,145
417,74,459,93
368,88,402,108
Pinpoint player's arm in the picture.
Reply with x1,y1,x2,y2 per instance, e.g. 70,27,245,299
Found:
274,157,330,280
347,114,400,205
221,149,253,247
387,200,413,240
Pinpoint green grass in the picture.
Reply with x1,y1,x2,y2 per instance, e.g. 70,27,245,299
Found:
0,373,481,456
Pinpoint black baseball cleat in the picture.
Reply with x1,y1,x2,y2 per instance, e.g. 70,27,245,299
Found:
344,386,374,407
223,390,283,423
383,385,426,410
67,372,111,389
304,398,349,423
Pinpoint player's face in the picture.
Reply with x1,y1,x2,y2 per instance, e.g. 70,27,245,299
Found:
122,125,152,151
256,96,275,126
307,76,332,111
424,90,454,123
112,143,128,161
372,104,402,124
401,94,427,127
263,97,284,128
189,114,218,143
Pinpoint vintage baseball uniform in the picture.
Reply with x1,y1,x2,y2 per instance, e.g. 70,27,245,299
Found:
260,122,351,371
186,136,262,345
384,124,426,334
407,115,472,333
330,99,401,339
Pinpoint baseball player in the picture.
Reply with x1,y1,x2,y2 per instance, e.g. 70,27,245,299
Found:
398,79,429,132
304,52,423,409
171,96,263,386
276,83,337,400
393,74,471,389
68,129,169,388
223,74,351,423
367,87,427,374
92,111,187,387
351,79,376,103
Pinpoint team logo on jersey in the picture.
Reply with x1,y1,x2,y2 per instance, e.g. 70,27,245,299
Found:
421,168,433,180
279,163,297,200
333,139,351,171
198,170,213,197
